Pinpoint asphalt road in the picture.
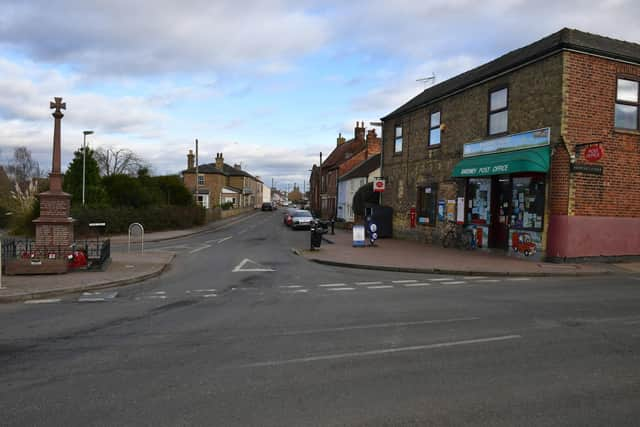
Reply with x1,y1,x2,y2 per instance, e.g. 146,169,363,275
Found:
1,211,640,426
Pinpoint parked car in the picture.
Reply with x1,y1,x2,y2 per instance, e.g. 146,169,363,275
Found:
261,202,273,211
283,207,298,226
290,210,315,230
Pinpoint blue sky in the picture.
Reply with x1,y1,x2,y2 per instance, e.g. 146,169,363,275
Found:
1,0,639,190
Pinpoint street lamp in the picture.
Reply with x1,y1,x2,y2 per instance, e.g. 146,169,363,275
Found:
82,130,94,206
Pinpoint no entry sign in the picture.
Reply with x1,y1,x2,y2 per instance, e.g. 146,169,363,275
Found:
373,179,385,192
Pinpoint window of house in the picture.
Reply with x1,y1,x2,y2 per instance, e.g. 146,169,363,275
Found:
418,184,438,225
615,78,639,130
197,174,205,185
429,111,441,146
394,126,403,153
489,87,508,135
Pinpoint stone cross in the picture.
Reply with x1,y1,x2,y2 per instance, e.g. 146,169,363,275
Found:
50,97,66,176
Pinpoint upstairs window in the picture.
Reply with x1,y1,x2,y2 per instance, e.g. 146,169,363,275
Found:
489,87,508,135
429,111,441,146
197,174,205,185
615,78,639,130
394,126,403,153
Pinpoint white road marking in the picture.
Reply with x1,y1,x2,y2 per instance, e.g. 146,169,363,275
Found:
355,281,383,285
477,279,500,283
327,287,355,291
217,236,233,244
404,283,433,287
367,285,394,289
24,298,61,304
280,285,303,289
268,317,481,337
202,294,217,298
506,277,532,281
430,278,454,282
392,280,417,284
189,244,211,254
232,258,275,272
155,244,189,251
623,319,640,325
154,291,166,295
285,289,308,294
318,283,346,287
240,335,522,368
463,276,488,279
442,281,466,285
144,295,167,299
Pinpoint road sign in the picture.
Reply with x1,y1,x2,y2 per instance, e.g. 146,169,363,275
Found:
584,144,604,162
373,179,385,192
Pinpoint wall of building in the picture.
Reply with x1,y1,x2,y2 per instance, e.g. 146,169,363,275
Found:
547,51,640,258
183,172,225,208
381,53,564,243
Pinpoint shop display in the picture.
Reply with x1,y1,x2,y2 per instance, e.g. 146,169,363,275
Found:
511,176,544,229
467,178,491,224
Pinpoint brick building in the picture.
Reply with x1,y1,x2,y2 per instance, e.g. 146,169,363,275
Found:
380,28,640,260
315,122,381,219
182,152,263,209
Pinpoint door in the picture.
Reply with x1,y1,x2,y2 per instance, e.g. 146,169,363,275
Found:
490,175,511,250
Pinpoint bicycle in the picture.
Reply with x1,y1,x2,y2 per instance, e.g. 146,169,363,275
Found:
441,220,476,250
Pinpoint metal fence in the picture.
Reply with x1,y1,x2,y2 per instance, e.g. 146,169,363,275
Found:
0,238,111,272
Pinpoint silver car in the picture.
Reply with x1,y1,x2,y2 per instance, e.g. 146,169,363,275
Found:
290,210,315,229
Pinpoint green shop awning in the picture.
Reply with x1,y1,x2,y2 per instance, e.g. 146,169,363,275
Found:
451,146,550,178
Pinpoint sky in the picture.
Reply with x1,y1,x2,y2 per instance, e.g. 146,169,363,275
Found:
1,0,639,191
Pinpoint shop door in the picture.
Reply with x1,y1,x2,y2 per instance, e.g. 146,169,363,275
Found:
490,176,511,250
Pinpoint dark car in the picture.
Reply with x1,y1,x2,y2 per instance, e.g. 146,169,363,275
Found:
261,202,273,211
290,210,315,230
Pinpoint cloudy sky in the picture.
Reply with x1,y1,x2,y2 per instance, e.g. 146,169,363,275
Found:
1,0,639,190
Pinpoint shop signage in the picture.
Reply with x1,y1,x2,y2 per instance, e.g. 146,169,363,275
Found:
571,163,603,175
583,144,604,162
352,225,366,247
459,164,510,176
373,178,385,192
463,127,550,158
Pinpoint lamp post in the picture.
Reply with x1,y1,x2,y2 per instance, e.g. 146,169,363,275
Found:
82,130,94,206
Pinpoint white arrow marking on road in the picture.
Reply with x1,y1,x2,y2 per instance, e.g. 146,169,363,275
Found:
232,258,275,272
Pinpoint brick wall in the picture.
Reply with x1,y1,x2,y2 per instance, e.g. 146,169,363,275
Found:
183,172,226,207
382,53,564,241
563,51,640,217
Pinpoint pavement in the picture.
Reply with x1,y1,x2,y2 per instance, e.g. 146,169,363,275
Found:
0,211,260,303
3,211,640,303
302,228,624,277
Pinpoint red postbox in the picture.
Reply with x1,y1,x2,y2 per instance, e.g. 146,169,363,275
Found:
409,207,417,228
476,227,483,248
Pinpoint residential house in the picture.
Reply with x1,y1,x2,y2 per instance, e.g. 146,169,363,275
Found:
337,153,381,222
380,28,640,260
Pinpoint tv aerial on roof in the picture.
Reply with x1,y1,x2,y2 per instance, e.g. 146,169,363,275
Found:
417,73,436,88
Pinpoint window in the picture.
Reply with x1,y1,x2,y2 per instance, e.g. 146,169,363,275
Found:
511,175,545,230
489,87,508,135
197,174,205,185
196,194,209,209
429,111,441,146
394,126,403,153
467,178,491,224
615,78,639,130
418,184,437,226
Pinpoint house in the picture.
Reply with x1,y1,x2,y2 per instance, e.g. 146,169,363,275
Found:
380,28,640,260
182,151,263,209
288,184,304,204
337,153,381,222
315,122,381,219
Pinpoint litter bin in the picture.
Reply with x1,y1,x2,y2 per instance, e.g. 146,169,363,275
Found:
310,221,325,250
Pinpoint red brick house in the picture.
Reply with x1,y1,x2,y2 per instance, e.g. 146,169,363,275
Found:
381,28,640,260
315,122,381,219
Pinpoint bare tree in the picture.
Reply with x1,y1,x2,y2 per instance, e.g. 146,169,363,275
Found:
5,146,42,186
94,146,148,176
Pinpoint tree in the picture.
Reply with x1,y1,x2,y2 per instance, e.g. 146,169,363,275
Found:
63,146,106,206
94,146,147,177
6,146,42,187
102,174,152,208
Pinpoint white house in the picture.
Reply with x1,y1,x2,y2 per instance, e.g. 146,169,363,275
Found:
337,154,380,222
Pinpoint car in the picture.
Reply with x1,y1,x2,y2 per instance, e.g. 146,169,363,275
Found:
290,209,315,230
261,202,273,211
283,207,298,226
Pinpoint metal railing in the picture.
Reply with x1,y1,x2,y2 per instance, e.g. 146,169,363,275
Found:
0,238,111,271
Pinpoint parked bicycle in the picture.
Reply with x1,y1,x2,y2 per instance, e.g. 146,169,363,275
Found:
441,220,477,250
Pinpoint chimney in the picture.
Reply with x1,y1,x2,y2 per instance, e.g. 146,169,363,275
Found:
336,132,346,146
354,121,365,141
216,153,224,170
234,163,241,170
187,150,194,169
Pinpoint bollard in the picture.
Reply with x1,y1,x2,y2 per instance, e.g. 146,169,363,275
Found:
330,218,335,235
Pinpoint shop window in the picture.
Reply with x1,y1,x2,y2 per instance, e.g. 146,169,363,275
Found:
429,111,441,146
394,126,403,153
489,87,508,135
511,175,545,230
467,178,491,224
418,184,437,225
615,78,639,130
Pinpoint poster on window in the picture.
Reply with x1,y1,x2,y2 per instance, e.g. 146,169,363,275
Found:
438,200,445,221
456,197,465,224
